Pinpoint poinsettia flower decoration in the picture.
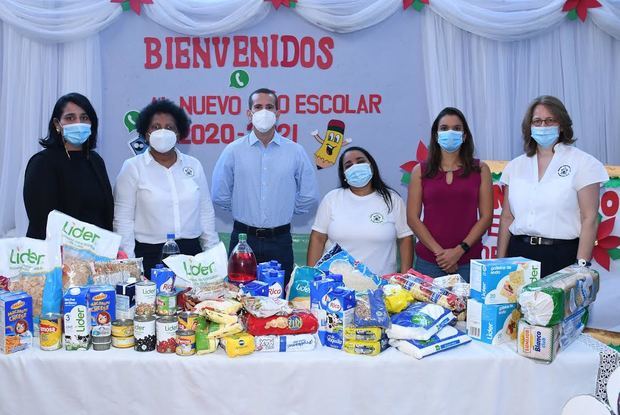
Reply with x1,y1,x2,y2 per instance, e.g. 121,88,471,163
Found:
403,0,429,12
400,140,428,185
110,0,153,15
562,0,602,22
267,0,297,9
592,216,620,271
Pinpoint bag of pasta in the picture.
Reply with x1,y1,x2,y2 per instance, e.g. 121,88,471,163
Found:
46,210,121,289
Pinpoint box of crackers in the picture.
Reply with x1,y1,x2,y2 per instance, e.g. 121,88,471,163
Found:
470,257,541,304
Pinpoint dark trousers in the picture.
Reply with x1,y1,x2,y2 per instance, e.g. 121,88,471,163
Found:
135,238,202,279
507,235,579,278
229,227,294,288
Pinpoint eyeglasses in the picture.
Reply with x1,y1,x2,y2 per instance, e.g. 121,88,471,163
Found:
531,118,559,127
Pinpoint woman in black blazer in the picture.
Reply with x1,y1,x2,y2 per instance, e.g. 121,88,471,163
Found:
23,93,114,239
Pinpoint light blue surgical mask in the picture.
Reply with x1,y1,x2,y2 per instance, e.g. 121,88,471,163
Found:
62,123,91,145
437,130,463,153
531,126,559,149
345,163,373,188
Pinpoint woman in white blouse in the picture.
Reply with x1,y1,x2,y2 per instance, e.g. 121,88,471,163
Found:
113,98,219,277
498,96,608,277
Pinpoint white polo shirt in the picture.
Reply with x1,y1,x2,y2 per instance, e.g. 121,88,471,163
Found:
312,188,413,277
500,143,608,240
113,149,220,257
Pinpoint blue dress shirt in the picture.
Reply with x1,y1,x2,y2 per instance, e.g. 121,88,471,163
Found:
211,131,319,228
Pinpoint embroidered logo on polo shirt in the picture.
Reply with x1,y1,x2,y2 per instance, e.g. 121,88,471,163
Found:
370,213,384,224
183,167,194,177
557,165,571,177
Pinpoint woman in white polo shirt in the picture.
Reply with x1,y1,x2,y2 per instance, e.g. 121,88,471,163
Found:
307,146,414,277
498,96,608,277
113,98,219,277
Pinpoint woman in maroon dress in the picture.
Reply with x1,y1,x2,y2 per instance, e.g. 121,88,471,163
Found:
407,107,493,282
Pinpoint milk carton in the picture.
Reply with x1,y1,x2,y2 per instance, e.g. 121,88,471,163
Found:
261,269,285,299
466,299,520,345
151,266,175,294
63,287,90,350
310,276,343,344
470,257,541,304
89,285,116,337
0,291,33,353
116,280,136,320
323,287,356,349
239,280,269,297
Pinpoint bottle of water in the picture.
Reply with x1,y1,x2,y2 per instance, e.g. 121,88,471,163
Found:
228,233,257,285
161,233,180,262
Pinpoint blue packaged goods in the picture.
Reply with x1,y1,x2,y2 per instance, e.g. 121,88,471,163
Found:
387,302,455,341
261,269,285,299
560,307,588,349
89,285,116,337
466,299,520,345
0,291,33,354
239,280,269,297
63,287,91,351
354,289,389,329
470,257,541,304
152,266,175,294
116,281,136,320
315,244,381,291
310,276,344,344
286,266,324,309
254,334,316,352
322,287,356,349
389,326,471,359
256,262,271,279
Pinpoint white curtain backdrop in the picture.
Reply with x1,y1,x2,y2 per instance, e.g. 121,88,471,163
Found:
0,0,619,236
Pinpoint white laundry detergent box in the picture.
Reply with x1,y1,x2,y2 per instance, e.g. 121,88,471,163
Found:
322,287,356,349
470,257,541,304
466,299,520,345
63,287,91,351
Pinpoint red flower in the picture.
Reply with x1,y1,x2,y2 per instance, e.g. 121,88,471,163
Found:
399,140,428,185
267,0,297,9
592,217,620,271
403,0,429,10
110,0,153,15
562,0,602,22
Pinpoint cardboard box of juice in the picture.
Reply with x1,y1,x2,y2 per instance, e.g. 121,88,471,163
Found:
466,299,520,345
470,257,541,304
63,287,90,350
0,291,33,354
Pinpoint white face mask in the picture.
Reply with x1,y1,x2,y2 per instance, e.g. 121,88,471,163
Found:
149,129,177,153
252,109,277,133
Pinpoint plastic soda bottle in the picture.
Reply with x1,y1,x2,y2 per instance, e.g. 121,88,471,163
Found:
227,233,257,285
161,233,180,262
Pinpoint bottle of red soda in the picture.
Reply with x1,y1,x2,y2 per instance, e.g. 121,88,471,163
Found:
227,233,257,285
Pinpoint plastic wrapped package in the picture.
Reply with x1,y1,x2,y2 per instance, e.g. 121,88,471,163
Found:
286,266,325,309
93,258,143,285
315,244,382,291
206,321,244,338
220,332,255,357
517,319,560,363
194,298,242,315
343,337,389,356
46,211,121,289
519,265,599,326
386,302,455,341
390,272,466,312
254,334,316,352
344,327,385,342
389,326,471,359
354,289,390,328
244,310,318,336
382,284,414,314
200,309,238,325
241,296,293,318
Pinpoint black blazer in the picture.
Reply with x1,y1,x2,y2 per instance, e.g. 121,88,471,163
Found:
23,147,114,239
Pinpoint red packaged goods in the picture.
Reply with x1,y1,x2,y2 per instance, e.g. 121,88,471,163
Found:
244,310,318,336
390,270,466,313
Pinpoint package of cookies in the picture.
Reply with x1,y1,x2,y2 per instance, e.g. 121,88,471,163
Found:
466,299,520,345
244,310,318,336
470,257,541,304
46,211,121,289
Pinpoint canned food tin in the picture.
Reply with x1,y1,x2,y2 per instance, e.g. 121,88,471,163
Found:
135,281,156,316
112,335,135,349
175,330,196,356
39,313,62,351
177,312,199,331
156,316,178,353
112,319,134,337
156,292,177,316
92,338,111,351
134,315,156,352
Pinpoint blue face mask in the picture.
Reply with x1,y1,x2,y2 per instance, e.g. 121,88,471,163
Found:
531,126,559,149
345,163,373,188
62,123,91,145
437,130,463,153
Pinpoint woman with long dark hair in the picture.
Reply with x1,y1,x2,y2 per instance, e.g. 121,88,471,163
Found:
307,146,413,277
407,107,493,282
23,93,113,239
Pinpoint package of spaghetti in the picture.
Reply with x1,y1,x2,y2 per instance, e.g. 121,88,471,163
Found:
390,272,466,312
46,210,121,289
519,265,599,327
390,326,471,359
244,310,318,336
386,302,455,341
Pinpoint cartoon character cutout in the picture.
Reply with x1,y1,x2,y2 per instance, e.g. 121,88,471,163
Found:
97,312,111,326
312,119,352,169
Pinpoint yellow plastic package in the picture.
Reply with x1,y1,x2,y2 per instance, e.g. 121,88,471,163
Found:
383,284,414,313
201,309,239,325
221,332,255,357
343,338,389,356
194,299,242,315
207,321,243,338
344,327,384,342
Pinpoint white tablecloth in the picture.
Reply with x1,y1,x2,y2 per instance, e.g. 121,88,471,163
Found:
0,336,600,415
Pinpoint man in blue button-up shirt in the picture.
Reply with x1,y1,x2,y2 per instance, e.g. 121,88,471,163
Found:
211,88,319,286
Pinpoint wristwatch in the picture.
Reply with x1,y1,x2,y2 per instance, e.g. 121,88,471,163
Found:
577,258,592,267
459,242,470,253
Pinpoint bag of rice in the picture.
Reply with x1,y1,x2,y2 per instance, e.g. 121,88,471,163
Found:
386,302,455,341
315,244,381,291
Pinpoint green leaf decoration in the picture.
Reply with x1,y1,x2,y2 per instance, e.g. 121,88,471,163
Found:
567,8,578,20
401,172,411,185
121,1,131,12
608,248,620,261
413,0,425,11
603,177,620,188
